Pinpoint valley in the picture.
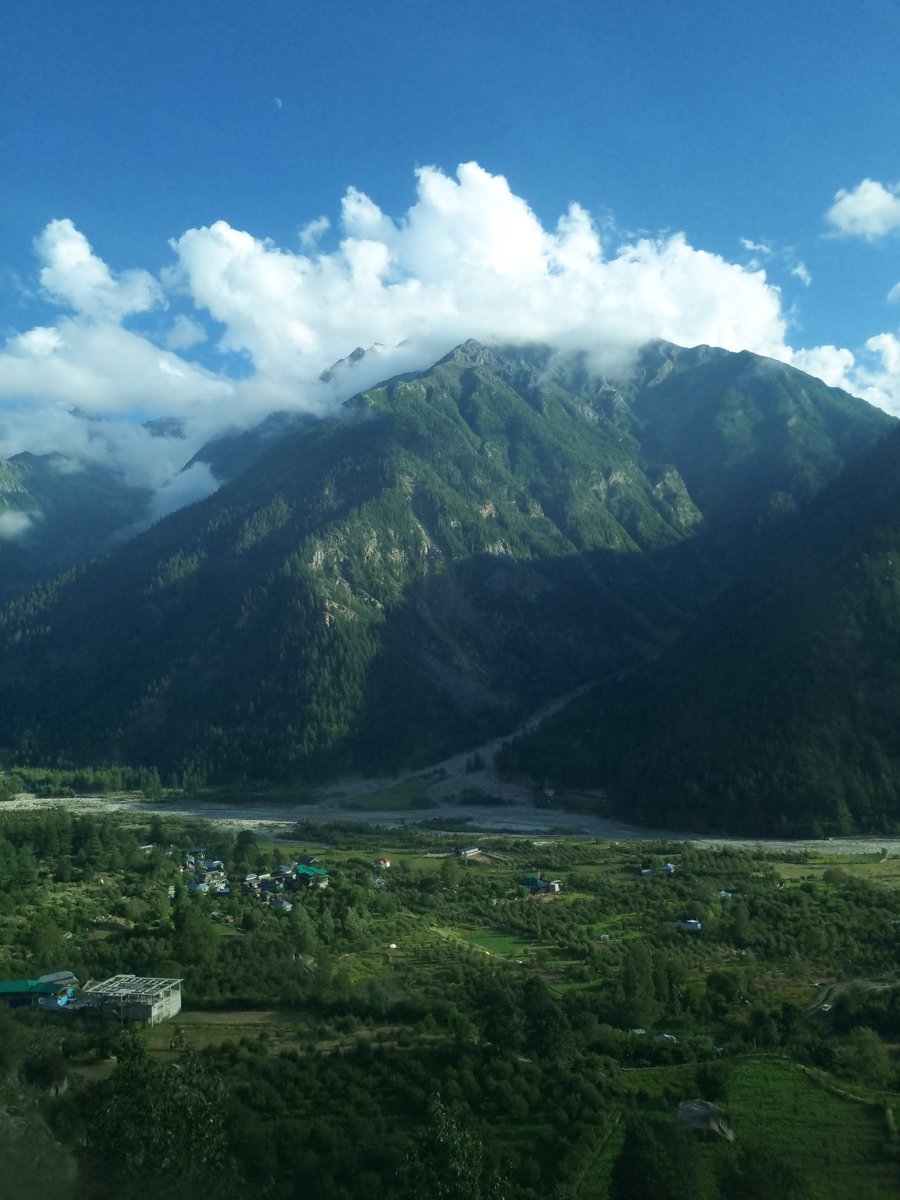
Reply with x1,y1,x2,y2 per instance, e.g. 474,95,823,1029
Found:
4,338,900,1195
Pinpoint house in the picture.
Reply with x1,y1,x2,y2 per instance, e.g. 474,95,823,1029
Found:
655,1033,678,1044
79,975,182,1025
187,881,209,894
664,862,676,876
373,858,391,870
38,970,79,989
457,847,480,859
295,864,329,888
0,976,78,1008
520,876,562,895
269,897,293,912
201,859,225,872
675,919,702,933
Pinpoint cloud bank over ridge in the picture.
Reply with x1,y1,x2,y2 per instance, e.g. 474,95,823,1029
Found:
2,162,899,520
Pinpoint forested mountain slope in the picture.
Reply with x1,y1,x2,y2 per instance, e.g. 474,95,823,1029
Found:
0,451,151,600
0,339,891,787
504,425,900,835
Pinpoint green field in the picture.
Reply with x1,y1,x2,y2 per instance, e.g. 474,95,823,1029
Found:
458,926,535,957
722,1060,896,1198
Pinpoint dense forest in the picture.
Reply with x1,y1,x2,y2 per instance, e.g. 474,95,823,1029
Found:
500,425,900,835
1,805,899,1197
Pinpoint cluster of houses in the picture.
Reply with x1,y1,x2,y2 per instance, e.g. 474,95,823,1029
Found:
243,858,330,914
179,847,330,914
181,848,231,896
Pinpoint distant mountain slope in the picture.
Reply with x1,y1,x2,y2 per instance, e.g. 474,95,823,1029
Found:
0,339,892,788
505,425,900,835
0,452,151,600
621,344,887,533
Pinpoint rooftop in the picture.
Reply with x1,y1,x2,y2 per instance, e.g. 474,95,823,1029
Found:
83,975,181,1001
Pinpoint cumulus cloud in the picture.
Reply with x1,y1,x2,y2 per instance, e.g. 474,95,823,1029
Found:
35,219,163,319
791,335,900,416
826,179,900,240
791,345,857,390
170,162,789,399
4,160,900,524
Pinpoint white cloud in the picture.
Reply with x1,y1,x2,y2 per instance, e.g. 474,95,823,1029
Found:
791,262,812,287
299,216,330,250
10,326,64,356
740,237,772,256
8,160,900,524
791,345,857,390
170,162,789,399
146,461,220,523
0,510,38,541
826,178,900,240
792,334,900,416
35,219,163,319
164,314,207,351
887,281,900,304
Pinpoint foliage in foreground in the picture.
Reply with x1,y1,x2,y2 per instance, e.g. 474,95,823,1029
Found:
0,809,898,1197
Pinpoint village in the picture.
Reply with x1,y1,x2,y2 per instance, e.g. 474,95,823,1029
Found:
0,809,898,1199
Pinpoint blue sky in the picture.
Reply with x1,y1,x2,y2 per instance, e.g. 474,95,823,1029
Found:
2,0,900,503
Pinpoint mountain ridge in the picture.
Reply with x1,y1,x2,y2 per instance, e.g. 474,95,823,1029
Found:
0,339,894,826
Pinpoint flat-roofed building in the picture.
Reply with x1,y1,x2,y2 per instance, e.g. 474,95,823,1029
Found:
81,975,182,1025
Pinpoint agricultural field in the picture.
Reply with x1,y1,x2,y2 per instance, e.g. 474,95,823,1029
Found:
0,807,899,1198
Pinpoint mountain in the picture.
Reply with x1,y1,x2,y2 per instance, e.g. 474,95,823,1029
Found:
188,410,316,483
504,423,900,835
0,339,892,791
0,451,152,600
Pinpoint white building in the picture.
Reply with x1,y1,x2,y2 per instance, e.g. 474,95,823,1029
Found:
80,975,182,1025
